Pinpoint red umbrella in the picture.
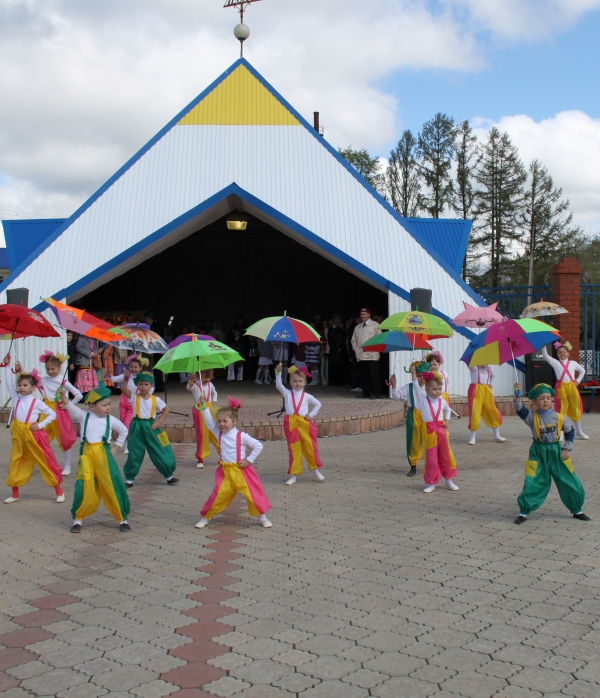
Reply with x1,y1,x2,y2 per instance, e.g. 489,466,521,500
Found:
0,305,60,339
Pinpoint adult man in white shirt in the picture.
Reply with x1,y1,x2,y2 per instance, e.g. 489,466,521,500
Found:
351,307,381,399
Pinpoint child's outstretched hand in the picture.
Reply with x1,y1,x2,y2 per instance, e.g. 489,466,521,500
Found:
409,365,417,379
122,369,130,381
188,374,197,385
390,374,397,389
513,382,522,402
2,354,10,365
276,363,283,373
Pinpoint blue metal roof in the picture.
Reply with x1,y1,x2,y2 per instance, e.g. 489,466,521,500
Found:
0,248,8,269
400,218,472,275
1,218,67,270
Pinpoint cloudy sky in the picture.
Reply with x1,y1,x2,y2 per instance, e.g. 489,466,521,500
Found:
0,0,599,240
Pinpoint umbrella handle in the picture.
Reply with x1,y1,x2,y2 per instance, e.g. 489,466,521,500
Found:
507,337,520,386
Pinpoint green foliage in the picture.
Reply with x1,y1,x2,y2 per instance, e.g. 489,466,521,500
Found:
337,146,384,194
386,130,422,217
416,113,457,218
452,120,478,280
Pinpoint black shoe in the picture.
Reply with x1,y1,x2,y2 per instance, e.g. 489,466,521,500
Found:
125,482,134,489
167,477,179,485
119,522,131,532
370,395,380,400
573,513,591,521
407,466,417,477
514,515,527,525
71,523,82,533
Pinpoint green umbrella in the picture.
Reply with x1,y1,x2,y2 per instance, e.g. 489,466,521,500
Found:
154,336,243,374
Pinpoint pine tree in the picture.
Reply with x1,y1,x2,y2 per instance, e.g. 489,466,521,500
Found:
385,130,422,217
452,120,478,280
416,113,456,218
470,127,527,287
338,146,384,194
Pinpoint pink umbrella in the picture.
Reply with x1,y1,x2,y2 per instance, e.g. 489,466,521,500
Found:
452,302,504,329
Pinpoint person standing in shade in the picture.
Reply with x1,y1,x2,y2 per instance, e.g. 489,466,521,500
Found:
351,308,381,399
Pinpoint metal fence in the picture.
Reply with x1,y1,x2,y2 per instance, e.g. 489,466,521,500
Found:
474,286,552,320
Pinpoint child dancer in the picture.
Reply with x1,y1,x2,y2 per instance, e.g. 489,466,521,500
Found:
73,335,98,395
121,371,178,488
541,341,588,440
275,363,323,485
424,352,450,405
195,396,271,529
187,370,220,468
513,382,590,524
3,358,64,504
467,364,505,445
410,364,458,493
390,361,428,477
255,339,273,385
60,382,130,532
38,350,82,475
110,355,149,454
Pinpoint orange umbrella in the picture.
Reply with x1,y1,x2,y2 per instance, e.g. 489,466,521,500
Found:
42,298,129,343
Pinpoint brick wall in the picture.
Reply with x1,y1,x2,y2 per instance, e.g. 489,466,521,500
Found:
552,257,582,353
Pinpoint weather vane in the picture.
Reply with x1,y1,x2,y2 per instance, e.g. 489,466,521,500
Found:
224,0,262,57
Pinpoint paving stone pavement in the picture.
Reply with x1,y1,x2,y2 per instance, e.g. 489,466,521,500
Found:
1,411,600,697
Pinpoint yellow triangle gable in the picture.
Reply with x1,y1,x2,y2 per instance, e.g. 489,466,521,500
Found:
178,65,300,126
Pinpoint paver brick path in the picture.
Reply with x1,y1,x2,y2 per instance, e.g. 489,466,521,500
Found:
1,412,600,697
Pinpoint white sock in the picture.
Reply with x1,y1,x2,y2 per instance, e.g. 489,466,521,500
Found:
468,430,476,444
73,519,82,525
63,449,72,470
286,475,296,484
126,480,133,484
575,421,588,437
236,366,244,380
227,364,235,380
519,513,527,518
312,370,320,385
423,484,436,492
259,514,268,522
492,428,506,441
120,520,128,524
255,369,263,382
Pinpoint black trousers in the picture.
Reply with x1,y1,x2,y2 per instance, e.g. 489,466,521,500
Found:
358,360,380,397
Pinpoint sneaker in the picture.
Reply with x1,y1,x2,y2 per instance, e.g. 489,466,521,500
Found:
70,523,82,533
514,515,527,525
423,484,436,493
254,380,263,385
56,494,65,503
577,433,590,440
573,513,592,521
285,476,296,485
445,479,459,491
195,518,210,528
407,466,417,477
196,460,204,469
123,448,129,455
494,436,507,443
260,517,273,528
312,469,325,482
166,477,179,485
4,496,19,504
119,522,131,532
62,467,71,476
125,481,134,489
350,387,362,392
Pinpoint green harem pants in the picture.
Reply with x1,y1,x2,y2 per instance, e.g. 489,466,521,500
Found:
517,439,585,516
123,417,177,482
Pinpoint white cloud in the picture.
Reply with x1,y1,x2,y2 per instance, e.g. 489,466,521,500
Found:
472,111,600,232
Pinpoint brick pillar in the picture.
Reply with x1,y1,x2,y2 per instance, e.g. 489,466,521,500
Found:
552,257,582,354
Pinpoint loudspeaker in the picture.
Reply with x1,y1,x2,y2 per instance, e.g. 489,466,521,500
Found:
525,361,555,393
525,342,554,363
6,288,29,307
410,288,432,314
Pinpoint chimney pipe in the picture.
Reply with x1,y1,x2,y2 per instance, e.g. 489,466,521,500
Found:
313,111,320,133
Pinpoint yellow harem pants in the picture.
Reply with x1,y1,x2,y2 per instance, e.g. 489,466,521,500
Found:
283,414,323,475
7,420,63,488
555,380,583,422
71,442,130,522
468,384,502,431
193,402,220,461
406,407,425,467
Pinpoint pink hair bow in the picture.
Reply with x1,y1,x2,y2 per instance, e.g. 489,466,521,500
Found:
39,350,54,363
126,354,139,364
298,367,312,379
227,396,243,411
421,372,435,381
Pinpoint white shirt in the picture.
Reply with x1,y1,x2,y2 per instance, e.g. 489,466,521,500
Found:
438,370,450,394
202,409,263,463
66,403,128,446
469,365,495,389
276,373,322,417
541,347,585,384
391,382,425,408
39,375,82,404
112,373,155,395
5,366,56,427
351,319,381,361
129,393,167,419
411,379,451,422
186,380,217,403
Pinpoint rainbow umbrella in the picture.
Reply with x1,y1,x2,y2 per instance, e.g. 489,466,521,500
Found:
461,318,561,368
168,333,214,349
379,311,453,339
520,301,568,319
245,314,321,344
362,331,433,353
42,298,130,343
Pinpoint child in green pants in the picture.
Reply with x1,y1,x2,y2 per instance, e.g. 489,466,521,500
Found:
513,382,590,525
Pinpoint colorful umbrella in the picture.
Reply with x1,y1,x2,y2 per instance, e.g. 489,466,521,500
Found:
114,324,169,354
520,301,568,319
168,333,214,349
460,318,561,368
379,311,453,339
42,298,130,343
362,331,433,353
452,302,504,328
245,314,321,343
155,336,243,374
